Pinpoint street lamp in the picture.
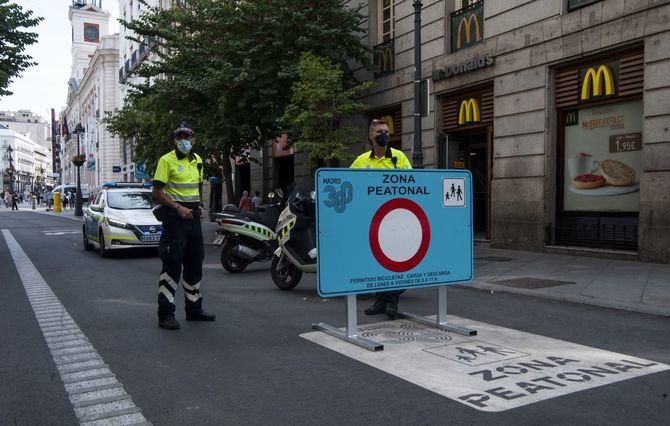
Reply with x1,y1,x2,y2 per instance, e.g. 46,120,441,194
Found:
74,123,85,216
412,0,424,168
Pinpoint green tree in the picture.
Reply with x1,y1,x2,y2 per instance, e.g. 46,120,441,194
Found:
280,52,373,167
106,0,370,201
0,0,42,97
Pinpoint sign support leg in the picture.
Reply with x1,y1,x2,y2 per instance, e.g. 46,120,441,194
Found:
398,286,476,336
312,295,384,352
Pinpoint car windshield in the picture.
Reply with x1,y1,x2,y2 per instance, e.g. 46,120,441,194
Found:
107,191,155,210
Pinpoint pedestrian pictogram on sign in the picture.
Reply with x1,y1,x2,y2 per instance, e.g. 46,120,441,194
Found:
369,198,431,272
443,178,466,207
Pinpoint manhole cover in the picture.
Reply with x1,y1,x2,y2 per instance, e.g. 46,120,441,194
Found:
475,256,514,262
492,277,575,289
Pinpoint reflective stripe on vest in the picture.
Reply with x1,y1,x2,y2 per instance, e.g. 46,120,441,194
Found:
166,182,199,190
165,193,201,203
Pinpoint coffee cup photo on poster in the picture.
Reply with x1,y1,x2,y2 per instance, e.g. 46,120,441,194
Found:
563,100,642,212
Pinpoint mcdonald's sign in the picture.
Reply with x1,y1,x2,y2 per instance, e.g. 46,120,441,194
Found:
565,110,579,126
451,1,483,52
580,64,617,101
373,39,395,77
458,98,481,125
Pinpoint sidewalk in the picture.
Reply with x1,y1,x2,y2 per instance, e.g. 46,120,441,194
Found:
466,246,670,317
11,206,670,317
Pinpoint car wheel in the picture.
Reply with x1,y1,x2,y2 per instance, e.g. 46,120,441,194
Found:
83,226,93,251
98,229,109,258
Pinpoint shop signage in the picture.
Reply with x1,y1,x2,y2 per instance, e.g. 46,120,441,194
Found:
565,110,579,126
432,56,494,81
112,166,121,173
315,169,473,297
563,100,642,212
580,64,617,101
458,98,481,125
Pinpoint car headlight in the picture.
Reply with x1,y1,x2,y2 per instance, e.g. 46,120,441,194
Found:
108,218,131,229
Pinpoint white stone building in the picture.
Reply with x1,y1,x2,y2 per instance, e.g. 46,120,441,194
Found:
63,1,122,188
1,124,41,193
0,110,51,149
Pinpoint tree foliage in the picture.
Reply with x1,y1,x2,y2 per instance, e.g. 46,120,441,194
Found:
280,52,372,166
106,0,371,200
0,0,42,97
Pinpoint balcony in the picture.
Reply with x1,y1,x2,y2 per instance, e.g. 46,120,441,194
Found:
373,38,395,78
451,0,484,53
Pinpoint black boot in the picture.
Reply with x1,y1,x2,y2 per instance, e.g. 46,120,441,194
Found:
158,316,180,330
186,310,216,321
385,302,398,319
364,299,387,315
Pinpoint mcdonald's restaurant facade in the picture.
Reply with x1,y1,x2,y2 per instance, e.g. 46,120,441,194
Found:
350,0,670,262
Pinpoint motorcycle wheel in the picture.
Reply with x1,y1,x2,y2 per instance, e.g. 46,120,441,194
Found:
271,253,302,290
220,242,249,273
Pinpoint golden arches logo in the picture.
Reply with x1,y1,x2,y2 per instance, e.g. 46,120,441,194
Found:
376,46,394,72
565,111,578,125
380,115,395,134
581,65,615,100
458,98,480,125
456,14,481,49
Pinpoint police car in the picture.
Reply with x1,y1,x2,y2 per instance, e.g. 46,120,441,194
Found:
82,182,162,257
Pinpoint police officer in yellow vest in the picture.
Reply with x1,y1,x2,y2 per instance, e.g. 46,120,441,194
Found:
351,118,411,318
152,122,215,330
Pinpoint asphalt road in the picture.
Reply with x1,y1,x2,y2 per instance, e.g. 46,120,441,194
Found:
1,210,669,425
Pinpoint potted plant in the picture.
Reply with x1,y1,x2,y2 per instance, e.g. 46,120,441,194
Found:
71,154,86,166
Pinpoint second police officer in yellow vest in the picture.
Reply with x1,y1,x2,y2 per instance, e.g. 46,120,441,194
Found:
152,122,216,330
350,119,411,318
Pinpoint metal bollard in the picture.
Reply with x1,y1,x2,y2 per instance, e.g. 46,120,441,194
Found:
54,192,62,213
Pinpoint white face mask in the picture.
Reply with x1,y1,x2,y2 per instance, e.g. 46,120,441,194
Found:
177,139,192,154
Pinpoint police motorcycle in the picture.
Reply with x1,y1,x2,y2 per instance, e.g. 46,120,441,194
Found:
213,189,284,273
270,180,317,290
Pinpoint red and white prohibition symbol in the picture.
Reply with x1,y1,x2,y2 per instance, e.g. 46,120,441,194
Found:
369,198,431,272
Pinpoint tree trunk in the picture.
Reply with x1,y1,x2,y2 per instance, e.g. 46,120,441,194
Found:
220,148,234,205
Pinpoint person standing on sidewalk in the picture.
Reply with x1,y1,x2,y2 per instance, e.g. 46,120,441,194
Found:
239,190,252,212
151,122,216,330
350,118,411,318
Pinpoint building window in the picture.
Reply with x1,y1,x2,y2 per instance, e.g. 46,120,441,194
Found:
378,0,394,43
567,0,601,12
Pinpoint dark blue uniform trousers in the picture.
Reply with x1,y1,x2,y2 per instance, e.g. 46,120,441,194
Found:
157,210,205,318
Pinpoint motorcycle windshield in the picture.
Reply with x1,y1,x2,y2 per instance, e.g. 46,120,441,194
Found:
287,180,314,205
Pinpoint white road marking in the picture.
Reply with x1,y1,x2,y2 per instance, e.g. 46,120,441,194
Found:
301,318,670,412
1,229,150,425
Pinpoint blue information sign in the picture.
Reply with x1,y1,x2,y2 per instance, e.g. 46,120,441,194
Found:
316,168,473,297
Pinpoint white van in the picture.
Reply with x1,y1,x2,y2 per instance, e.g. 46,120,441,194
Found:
46,184,91,207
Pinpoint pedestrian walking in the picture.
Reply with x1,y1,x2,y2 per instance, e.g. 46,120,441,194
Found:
61,192,68,210
239,190,252,212
251,191,261,210
151,122,216,330
350,118,411,318
11,191,19,210
0,190,5,208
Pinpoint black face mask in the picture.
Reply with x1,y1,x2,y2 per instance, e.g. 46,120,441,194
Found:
374,132,389,147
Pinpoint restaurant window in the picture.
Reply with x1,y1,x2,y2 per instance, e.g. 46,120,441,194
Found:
555,51,644,250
